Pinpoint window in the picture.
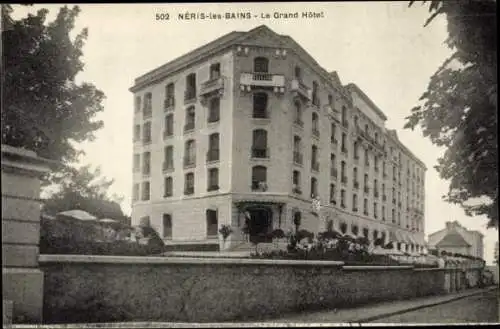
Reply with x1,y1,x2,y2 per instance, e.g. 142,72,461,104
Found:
252,129,268,158
165,83,175,108
382,205,386,220
294,101,302,125
352,193,358,211
141,181,150,201
382,183,386,200
328,94,333,106
374,179,378,196
311,145,319,171
133,154,140,172
251,165,267,190
208,97,220,123
185,73,196,100
373,230,379,241
363,198,368,216
253,92,268,118
184,172,195,195
330,153,337,177
312,112,319,136
364,124,369,136
341,133,347,153
341,106,347,126
330,184,336,203
163,214,172,239
143,121,152,144
185,106,195,132
206,209,218,237
184,139,196,167
341,189,346,208
312,81,319,106
363,227,369,238
331,123,337,143
294,66,302,80
143,93,152,118
391,208,395,222
134,124,141,142
209,63,221,80
142,151,151,175
292,170,301,193
341,160,346,182
207,133,220,162
353,167,358,186
353,141,359,159
374,202,378,218
135,96,141,113
383,161,387,176
132,183,139,201
293,136,302,164
354,115,359,128
164,176,173,197
254,57,269,73
164,146,174,171
164,114,174,138
208,168,219,191
364,173,368,187
364,148,369,166
310,177,318,198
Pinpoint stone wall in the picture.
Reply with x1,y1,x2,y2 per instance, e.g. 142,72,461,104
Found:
39,255,461,324
2,145,53,323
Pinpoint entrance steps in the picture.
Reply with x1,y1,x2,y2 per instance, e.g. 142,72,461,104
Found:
229,241,287,253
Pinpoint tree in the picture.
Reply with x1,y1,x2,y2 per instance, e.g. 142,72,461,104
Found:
1,5,105,173
42,164,126,221
405,1,497,228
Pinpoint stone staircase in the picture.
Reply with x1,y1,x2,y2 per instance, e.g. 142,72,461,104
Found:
229,241,287,253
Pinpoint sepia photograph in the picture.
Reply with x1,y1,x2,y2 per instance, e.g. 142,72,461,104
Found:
1,1,498,327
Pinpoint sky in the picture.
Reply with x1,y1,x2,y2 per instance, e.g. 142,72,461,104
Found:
11,2,498,265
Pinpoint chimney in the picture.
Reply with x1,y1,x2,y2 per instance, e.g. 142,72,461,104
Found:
445,221,453,230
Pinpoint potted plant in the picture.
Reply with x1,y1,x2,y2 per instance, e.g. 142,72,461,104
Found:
219,224,233,250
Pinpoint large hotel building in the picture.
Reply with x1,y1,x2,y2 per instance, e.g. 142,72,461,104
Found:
130,25,427,253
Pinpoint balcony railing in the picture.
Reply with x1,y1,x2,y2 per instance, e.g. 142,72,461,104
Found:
184,122,195,133
207,185,220,192
354,181,359,189
240,72,285,90
290,79,311,100
143,107,152,119
251,181,268,191
251,148,269,159
200,76,224,97
293,151,303,165
331,137,338,145
311,162,320,172
293,119,304,127
252,110,269,119
184,89,197,104
184,187,194,195
364,187,370,194
292,185,302,195
206,149,220,162
330,168,338,178
183,157,196,168
164,97,175,112
162,161,174,172
312,129,320,139
341,176,347,184
163,130,174,139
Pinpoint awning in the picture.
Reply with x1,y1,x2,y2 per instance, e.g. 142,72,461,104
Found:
389,231,398,242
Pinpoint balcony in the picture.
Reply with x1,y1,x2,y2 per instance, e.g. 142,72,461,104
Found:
325,105,340,122
331,168,338,178
293,151,303,165
184,89,197,105
383,195,387,201
311,162,320,172
143,107,152,119
292,185,302,195
290,79,311,101
240,72,285,93
364,187,370,194
184,122,195,133
164,97,175,112
200,76,225,98
163,130,174,139
331,137,338,146
293,119,304,128
252,110,270,119
341,176,348,184
184,187,194,195
183,157,196,169
312,129,320,139
207,185,219,192
251,148,269,159
162,161,174,172
252,181,268,192
206,149,220,163
142,137,152,145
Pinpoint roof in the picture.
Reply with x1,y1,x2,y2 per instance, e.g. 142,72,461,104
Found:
385,129,427,169
436,231,472,248
345,83,388,121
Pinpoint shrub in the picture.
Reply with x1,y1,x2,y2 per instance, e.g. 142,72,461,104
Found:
219,224,233,241
270,228,285,240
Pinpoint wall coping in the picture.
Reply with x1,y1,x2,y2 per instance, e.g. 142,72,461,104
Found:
1,144,58,175
39,254,345,267
342,265,414,271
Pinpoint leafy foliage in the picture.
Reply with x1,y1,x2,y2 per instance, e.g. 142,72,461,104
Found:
1,5,105,168
218,224,233,241
406,1,497,228
42,164,127,221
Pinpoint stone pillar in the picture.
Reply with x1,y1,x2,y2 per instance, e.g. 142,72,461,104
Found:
2,145,53,323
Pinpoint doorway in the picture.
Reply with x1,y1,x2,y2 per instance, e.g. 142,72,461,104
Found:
248,207,273,243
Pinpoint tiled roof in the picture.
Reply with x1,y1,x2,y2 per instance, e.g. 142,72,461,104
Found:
436,231,471,247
